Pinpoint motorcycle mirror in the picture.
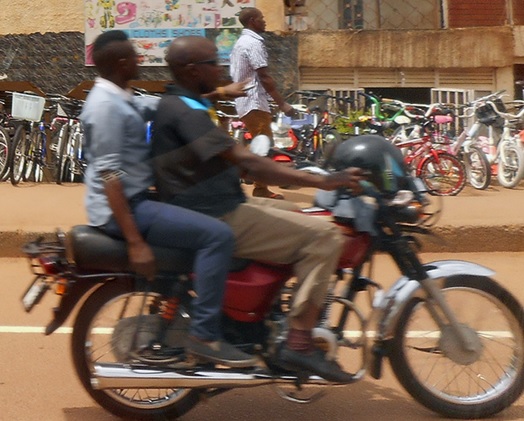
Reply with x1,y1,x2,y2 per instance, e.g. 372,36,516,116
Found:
249,134,271,156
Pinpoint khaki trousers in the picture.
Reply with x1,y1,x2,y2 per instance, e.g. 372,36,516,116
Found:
221,197,345,318
241,110,274,190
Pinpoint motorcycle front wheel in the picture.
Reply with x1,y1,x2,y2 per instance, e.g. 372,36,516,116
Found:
71,281,200,420
389,275,524,419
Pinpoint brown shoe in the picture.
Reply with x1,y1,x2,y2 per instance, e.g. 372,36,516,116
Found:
252,187,284,200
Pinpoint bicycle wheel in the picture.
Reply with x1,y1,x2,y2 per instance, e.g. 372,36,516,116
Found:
9,124,29,186
418,151,466,196
55,125,71,184
0,126,10,180
389,275,524,419
26,130,45,183
464,146,491,190
497,143,524,189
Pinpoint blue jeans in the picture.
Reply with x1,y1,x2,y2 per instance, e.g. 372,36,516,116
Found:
101,199,234,341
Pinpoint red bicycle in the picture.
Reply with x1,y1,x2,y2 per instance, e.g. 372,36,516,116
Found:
394,133,466,196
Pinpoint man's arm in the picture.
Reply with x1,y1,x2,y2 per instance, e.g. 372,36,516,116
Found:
203,81,249,101
102,171,155,281
220,143,364,191
257,67,295,116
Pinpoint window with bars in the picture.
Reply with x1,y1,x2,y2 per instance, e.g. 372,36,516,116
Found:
286,0,521,30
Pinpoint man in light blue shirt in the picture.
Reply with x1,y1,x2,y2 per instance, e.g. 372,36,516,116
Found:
81,30,256,368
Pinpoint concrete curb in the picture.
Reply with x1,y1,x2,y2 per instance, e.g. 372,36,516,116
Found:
2,224,523,258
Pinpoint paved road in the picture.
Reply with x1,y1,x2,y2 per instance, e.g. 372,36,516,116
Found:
1,251,523,421
0,182,524,420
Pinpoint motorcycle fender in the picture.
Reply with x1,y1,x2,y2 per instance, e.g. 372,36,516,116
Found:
374,259,495,341
44,278,101,335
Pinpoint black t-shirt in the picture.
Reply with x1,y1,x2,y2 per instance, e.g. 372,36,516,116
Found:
152,84,246,217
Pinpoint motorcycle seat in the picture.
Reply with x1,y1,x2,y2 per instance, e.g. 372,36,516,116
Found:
70,225,249,274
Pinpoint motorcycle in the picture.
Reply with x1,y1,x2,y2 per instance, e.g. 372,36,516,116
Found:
20,135,524,420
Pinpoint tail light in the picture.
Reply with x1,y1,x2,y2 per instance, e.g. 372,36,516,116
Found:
38,256,62,275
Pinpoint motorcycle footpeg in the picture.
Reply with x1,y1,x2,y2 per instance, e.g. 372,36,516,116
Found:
129,343,185,365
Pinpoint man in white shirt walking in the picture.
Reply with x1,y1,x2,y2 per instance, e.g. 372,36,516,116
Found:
230,7,296,200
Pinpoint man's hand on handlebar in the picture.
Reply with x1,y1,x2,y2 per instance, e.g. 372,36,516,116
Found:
321,168,368,193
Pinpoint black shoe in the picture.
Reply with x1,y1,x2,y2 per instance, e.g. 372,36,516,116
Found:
186,337,258,368
279,347,355,383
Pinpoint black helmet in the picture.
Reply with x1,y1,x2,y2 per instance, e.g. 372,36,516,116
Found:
332,135,408,196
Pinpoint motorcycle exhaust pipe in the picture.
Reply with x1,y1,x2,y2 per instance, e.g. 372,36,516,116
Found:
92,363,333,390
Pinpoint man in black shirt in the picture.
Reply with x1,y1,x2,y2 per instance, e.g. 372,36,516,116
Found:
152,36,364,383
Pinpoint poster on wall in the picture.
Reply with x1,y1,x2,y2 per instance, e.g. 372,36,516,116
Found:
84,0,255,66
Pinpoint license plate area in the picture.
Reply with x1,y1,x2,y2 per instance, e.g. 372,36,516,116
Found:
21,276,49,312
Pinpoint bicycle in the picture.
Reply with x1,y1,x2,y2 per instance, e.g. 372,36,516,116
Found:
476,96,524,188
280,90,348,168
7,92,52,185
47,94,86,184
0,99,10,180
386,97,493,190
443,90,524,190
393,129,466,196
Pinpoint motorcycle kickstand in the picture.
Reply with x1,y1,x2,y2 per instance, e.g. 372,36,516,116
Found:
272,371,326,404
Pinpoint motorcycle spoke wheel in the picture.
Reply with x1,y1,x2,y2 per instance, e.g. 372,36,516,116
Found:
419,152,466,196
389,275,524,419
497,144,524,188
72,283,199,420
465,146,491,190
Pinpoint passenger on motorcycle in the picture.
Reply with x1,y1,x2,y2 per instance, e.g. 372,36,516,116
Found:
152,36,365,382
80,30,257,368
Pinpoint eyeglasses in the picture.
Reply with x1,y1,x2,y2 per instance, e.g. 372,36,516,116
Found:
191,59,219,66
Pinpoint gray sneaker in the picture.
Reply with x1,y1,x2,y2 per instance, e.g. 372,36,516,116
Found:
185,337,258,368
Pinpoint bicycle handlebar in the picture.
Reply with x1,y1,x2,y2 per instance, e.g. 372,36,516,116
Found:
483,99,524,121
467,90,507,106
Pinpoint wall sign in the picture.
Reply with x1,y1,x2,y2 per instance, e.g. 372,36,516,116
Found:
85,0,255,66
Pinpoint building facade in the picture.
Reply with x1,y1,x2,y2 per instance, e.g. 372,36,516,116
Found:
0,0,523,105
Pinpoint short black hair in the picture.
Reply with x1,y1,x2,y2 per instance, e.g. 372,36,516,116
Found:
93,30,129,56
92,30,132,76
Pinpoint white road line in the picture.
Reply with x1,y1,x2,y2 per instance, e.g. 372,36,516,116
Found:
0,326,515,338
0,326,113,334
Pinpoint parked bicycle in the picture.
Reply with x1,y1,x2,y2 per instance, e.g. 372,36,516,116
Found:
391,128,466,196
439,91,524,190
47,94,86,184
0,99,10,180
7,92,53,185
274,90,348,168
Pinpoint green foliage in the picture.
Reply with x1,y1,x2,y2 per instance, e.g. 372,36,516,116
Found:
333,109,367,135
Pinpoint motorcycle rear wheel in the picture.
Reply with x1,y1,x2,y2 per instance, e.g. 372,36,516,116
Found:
389,275,524,419
71,282,200,420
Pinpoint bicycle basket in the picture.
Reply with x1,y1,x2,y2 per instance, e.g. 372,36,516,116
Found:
11,92,45,122
57,99,84,119
475,101,504,127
